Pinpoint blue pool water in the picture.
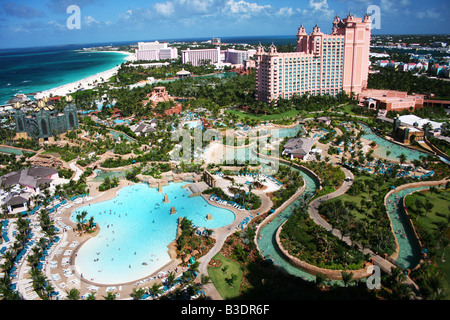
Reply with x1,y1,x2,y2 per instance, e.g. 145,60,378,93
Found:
385,186,428,270
359,123,430,162
220,125,302,165
71,182,235,284
257,169,322,282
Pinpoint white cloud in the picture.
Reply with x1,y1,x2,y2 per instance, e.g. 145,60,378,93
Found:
222,0,272,19
276,7,294,18
153,1,175,17
379,0,411,15
84,15,99,26
415,9,441,19
309,0,334,19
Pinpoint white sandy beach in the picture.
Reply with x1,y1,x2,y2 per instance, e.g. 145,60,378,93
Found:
34,51,135,100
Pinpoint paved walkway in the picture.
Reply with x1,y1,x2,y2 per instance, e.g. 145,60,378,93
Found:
307,166,423,294
197,191,273,300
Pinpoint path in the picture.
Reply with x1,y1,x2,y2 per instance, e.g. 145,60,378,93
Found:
197,191,273,300
307,166,421,294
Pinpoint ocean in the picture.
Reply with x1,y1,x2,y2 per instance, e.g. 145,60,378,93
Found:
0,45,128,105
0,36,298,105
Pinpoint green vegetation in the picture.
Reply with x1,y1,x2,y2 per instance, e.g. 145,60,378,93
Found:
319,173,398,256
225,108,302,122
207,253,243,299
280,205,367,270
405,187,450,299
270,165,304,209
368,68,450,99
98,176,119,191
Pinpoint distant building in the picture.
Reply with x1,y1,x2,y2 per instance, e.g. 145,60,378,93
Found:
255,13,372,103
0,166,59,213
282,137,315,160
392,116,425,145
397,115,443,131
358,89,425,112
129,122,157,137
317,116,331,125
13,97,78,143
225,48,256,65
181,47,222,66
142,87,182,116
176,69,191,79
0,166,59,191
135,41,178,61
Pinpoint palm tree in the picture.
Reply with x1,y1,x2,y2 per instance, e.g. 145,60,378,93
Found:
166,272,177,288
103,292,117,300
397,153,407,166
148,282,164,298
423,199,434,217
85,292,96,300
315,273,327,290
131,288,146,300
391,282,414,300
341,271,354,288
65,288,80,300
200,274,211,285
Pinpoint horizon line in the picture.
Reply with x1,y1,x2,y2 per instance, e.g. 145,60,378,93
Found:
1,32,449,50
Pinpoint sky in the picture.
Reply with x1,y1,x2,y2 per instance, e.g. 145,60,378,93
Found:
0,0,449,49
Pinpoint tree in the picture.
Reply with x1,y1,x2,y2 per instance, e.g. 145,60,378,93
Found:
341,271,354,288
225,273,238,287
423,198,434,217
131,288,146,300
315,273,327,290
103,292,117,300
166,271,177,288
148,283,164,298
397,153,407,166
65,288,80,300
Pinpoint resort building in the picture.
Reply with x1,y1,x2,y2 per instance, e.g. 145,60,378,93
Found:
13,97,79,143
135,41,178,61
130,122,157,137
317,116,332,125
282,137,315,160
142,86,182,116
358,89,425,112
255,13,372,103
0,166,59,213
225,48,256,65
392,116,425,145
181,47,222,66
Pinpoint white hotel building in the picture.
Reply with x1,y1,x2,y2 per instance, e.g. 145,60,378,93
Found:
135,41,178,61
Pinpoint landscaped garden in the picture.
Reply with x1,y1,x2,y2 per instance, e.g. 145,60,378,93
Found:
404,187,450,299
279,205,368,270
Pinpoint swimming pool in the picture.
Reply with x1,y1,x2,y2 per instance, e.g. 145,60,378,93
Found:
71,182,235,284
359,123,430,162
91,169,126,182
385,186,427,270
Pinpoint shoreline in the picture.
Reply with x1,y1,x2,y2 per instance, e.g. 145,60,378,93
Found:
33,51,134,100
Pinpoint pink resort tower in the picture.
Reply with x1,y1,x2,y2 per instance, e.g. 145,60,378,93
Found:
255,13,372,103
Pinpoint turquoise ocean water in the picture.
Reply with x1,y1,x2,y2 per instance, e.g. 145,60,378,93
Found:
0,45,128,104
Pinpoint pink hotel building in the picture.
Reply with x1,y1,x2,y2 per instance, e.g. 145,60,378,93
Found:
255,13,372,103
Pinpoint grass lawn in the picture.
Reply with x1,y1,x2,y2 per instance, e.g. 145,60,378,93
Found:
207,252,243,299
225,109,301,121
405,189,450,299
